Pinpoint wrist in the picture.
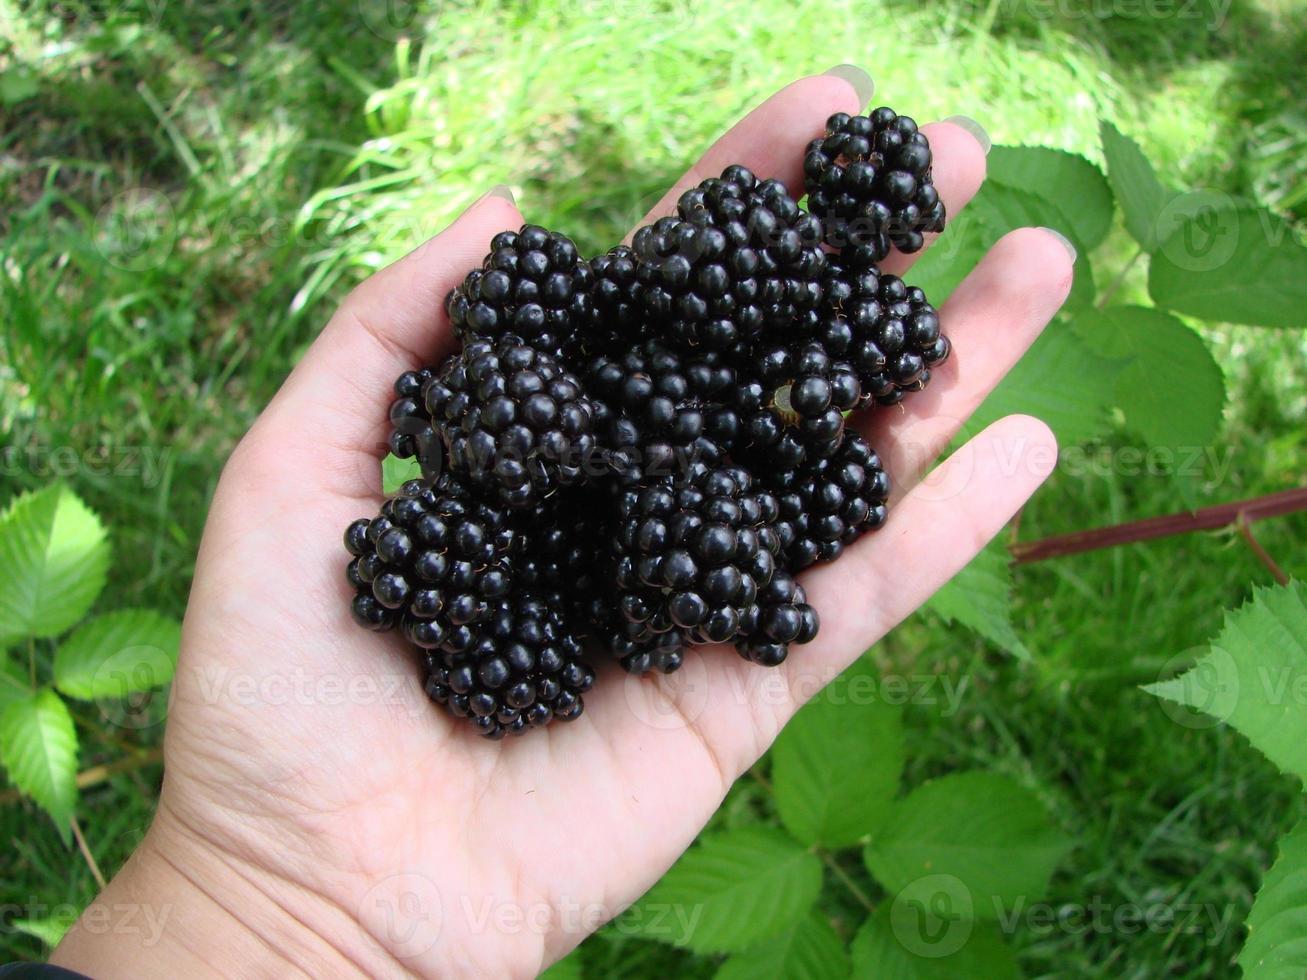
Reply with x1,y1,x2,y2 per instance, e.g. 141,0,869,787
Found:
50,803,401,979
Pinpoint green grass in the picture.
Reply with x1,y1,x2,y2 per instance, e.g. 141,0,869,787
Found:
2,0,1304,973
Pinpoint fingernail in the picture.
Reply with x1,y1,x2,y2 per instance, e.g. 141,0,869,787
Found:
483,184,516,205
945,114,991,156
1039,227,1078,264
822,64,874,109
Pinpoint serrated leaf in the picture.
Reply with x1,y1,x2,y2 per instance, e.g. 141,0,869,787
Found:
988,145,1113,249
1149,204,1307,327
1240,816,1307,978
927,544,1029,661
54,610,181,700
623,826,823,953
864,772,1072,919
0,688,78,841
909,182,1095,310
539,951,583,980
850,907,1019,979
772,659,904,847
0,485,109,649
1070,306,1225,448
716,912,849,980
382,454,423,494
964,319,1118,447
1145,581,1307,783
1100,121,1171,251
12,908,79,948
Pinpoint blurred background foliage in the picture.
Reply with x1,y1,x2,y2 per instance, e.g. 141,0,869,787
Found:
1,0,1304,974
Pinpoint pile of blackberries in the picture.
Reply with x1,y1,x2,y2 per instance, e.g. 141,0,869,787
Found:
343,109,949,738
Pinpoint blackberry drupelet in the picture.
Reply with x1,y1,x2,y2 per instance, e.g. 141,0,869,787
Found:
388,367,440,477
610,462,781,654
734,341,863,469
343,475,518,645
582,245,649,359
422,589,595,738
770,431,890,570
445,225,594,357
819,259,950,407
632,166,826,355
804,108,946,265
424,338,599,508
735,570,819,666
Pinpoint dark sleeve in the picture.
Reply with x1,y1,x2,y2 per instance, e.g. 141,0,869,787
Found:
0,966,94,979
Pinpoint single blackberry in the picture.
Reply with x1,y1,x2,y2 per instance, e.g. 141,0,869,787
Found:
445,225,594,357
770,431,890,570
735,570,819,666
585,339,737,482
422,589,595,738
734,341,863,469
633,166,826,354
343,475,518,644
819,259,950,406
804,108,946,265
581,245,649,359
424,338,599,508
610,462,781,651
388,367,440,477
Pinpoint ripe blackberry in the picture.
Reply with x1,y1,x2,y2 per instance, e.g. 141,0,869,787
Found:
388,367,440,477
819,259,950,406
804,108,946,265
633,166,826,354
422,589,595,738
424,338,599,508
581,245,649,358
734,341,863,468
343,475,518,645
735,570,819,666
770,432,890,570
445,225,594,357
610,462,781,651
585,339,737,482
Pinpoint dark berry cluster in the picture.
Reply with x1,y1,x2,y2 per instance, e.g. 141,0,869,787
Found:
804,108,946,265
343,106,951,738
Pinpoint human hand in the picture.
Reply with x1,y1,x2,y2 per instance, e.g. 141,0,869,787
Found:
53,70,1072,979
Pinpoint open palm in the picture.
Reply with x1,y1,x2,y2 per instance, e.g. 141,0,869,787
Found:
55,73,1072,980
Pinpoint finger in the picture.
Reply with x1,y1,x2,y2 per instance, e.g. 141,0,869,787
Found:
630,72,863,231
653,414,1057,778
856,227,1075,500
246,192,523,486
877,120,989,277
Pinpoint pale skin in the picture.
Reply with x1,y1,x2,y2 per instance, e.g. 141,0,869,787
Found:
52,73,1073,978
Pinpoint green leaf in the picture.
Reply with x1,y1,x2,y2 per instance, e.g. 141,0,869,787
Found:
382,454,423,494
716,912,849,980
1070,306,1225,449
623,826,823,953
0,485,109,649
12,908,79,948
0,688,79,841
964,319,1118,447
850,907,1019,979
864,771,1072,919
0,658,29,712
1241,816,1307,978
988,145,1113,249
910,182,1095,310
539,950,584,980
54,610,181,700
772,660,904,847
1148,204,1307,327
1145,581,1307,783
1099,120,1171,251
927,544,1029,661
